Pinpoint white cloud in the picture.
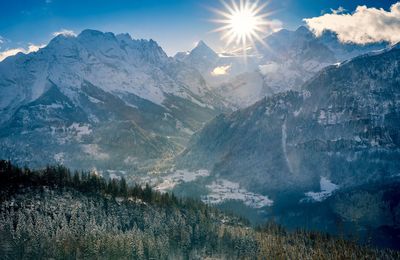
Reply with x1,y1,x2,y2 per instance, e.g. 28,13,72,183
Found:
27,44,43,53
53,29,76,37
211,65,231,76
304,2,400,44
0,36,7,50
0,44,45,62
267,19,283,33
330,6,346,15
0,49,23,61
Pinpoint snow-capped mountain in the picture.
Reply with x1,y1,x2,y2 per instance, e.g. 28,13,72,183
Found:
0,29,225,170
177,44,400,195
178,26,389,108
174,44,400,241
175,40,219,74
175,41,259,91
256,26,388,95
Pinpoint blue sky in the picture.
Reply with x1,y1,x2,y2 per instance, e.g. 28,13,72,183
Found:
0,0,398,55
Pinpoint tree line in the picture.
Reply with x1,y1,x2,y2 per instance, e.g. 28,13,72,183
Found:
0,160,398,259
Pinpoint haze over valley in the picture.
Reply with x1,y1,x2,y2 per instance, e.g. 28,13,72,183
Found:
1,0,400,258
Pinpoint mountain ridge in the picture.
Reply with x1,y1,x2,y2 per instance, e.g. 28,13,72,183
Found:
172,45,400,246
177,45,400,192
177,26,390,108
0,29,226,171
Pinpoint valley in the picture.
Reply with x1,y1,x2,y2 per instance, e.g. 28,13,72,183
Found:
0,24,399,253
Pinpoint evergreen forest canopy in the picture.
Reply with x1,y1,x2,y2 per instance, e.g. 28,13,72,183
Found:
0,160,398,259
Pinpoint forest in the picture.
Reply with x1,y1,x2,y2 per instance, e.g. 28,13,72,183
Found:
0,160,398,259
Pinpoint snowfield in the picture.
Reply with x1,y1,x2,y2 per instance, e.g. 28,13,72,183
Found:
202,179,273,208
303,177,339,202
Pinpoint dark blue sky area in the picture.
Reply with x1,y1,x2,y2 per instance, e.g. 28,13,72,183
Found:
0,0,397,55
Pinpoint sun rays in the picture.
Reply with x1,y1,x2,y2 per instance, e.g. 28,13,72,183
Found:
211,0,274,55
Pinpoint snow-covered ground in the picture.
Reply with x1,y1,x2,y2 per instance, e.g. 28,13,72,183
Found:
154,169,210,192
53,152,65,164
109,173,122,180
202,179,273,208
302,177,339,202
81,144,110,160
68,123,92,141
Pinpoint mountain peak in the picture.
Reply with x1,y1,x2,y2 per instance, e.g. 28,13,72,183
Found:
192,41,215,53
116,33,132,42
189,40,218,60
78,29,116,41
196,40,208,48
78,29,104,37
295,26,312,36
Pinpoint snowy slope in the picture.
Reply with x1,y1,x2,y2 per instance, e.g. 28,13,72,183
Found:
177,45,400,195
0,30,220,117
0,29,224,170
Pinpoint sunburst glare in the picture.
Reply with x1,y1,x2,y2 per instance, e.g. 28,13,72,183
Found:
211,0,274,55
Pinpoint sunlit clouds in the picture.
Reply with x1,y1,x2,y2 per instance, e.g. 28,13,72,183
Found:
0,28,76,62
211,65,231,76
53,29,77,37
304,2,400,45
0,44,44,62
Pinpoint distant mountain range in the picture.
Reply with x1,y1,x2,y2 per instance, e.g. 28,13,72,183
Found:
177,26,388,108
0,26,394,175
178,45,400,193
0,26,395,177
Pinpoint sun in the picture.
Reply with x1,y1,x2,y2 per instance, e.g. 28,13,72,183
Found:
211,0,272,54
